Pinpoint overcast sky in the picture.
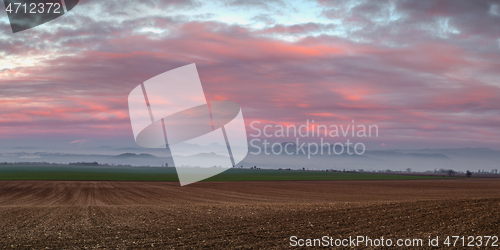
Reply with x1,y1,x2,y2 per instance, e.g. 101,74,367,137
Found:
1,0,499,150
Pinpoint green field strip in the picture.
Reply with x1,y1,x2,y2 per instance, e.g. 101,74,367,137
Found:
0,165,447,182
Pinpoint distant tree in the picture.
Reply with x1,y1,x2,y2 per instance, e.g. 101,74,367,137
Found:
406,168,412,173
447,169,456,177
466,170,472,178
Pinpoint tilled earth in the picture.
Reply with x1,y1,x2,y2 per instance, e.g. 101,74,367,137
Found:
0,179,499,249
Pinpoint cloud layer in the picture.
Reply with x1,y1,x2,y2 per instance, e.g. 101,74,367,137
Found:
0,0,499,149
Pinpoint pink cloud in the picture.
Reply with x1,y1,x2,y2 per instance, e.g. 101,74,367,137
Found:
1,8,499,149
70,139,88,144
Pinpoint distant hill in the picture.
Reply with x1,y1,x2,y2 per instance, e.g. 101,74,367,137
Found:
406,153,449,159
114,153,156,158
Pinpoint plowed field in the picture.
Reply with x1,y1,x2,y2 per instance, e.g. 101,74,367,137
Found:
0,179,499,249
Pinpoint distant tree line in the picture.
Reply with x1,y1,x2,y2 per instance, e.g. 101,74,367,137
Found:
0,162,149,167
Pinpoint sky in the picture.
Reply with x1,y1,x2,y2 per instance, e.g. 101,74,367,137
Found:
1,0,500,150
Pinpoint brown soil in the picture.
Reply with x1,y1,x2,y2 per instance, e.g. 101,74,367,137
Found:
0,179,499,249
